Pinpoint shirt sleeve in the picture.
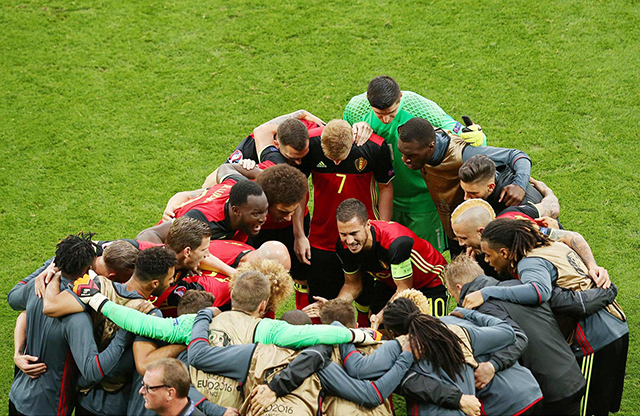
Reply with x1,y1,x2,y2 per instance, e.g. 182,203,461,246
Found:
463,146,532,190
187,309,254,381
480,257,554,305
267,345,333,397
335,241,361,274
373,141,395,185
340,340,402,379
101,301,190,345
65,312,131,387
477,302,528,372
318,351,413,408
254,318,353,348
7,257,54,311
549,284,618,318
387,236,414,281
400,371,463,409
401,92,461,132
258,146,287,164
343,93,371,125
453,308,516,356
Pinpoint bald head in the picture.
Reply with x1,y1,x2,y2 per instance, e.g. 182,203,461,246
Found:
451,206,495,251
243,241,291,271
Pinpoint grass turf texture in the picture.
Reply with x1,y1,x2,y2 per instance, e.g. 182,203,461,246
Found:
1,0,638,413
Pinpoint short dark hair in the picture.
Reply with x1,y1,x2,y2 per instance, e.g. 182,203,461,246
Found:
367,76,401,109
255,164,308,207
280,309,312,326
398,117,436,146
277,118,309,151
336,198,368,225
228,180,265,207
458,155,496,184
102,240,139,276
177,290,215,315
166,217,211,254
145,358,190,398
55,232,97,278
320,299,356,328
135,246,177,283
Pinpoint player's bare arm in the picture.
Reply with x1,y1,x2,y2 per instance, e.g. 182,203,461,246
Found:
337,269,364,303
377,181,394,221
546,228,610,288
14,311,47,379
216,163,264,183
293,204,311,266
42,272,84,318
133,340,186,376
136,220,172,244
529,177,560,218
163,189,206,221
199,254,237,277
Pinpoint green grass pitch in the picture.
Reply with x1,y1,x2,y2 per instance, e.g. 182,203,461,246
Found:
1,0,638,414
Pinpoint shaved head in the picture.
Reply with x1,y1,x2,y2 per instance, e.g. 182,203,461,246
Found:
244,240,291,271
451,201,495,251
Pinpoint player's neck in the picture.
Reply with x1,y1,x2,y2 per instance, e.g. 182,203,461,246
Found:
363,227,374,251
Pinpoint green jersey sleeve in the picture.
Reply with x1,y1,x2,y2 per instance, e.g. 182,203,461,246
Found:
254,318,353,348
401,91,461,132
343,93,372,125
101,301,195,345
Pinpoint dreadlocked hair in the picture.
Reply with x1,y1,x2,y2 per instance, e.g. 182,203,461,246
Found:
385,297,466,381
232,259,292,313
55,232,97,278
481,218,551,273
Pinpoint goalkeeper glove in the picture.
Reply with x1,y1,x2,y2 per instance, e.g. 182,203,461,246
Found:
460,115,486,147
349,328,380,346
71,270,109,313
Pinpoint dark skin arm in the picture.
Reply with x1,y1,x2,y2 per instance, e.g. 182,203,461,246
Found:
136,220,172,244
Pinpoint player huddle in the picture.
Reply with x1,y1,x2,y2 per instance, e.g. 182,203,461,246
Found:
8,75,627,416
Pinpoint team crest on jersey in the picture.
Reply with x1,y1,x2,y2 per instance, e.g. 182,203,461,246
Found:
354,157,367,172
227,149,243,163
173,285,187,298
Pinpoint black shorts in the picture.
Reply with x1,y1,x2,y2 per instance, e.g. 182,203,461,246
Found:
307,246,373,307
370,281,449,317
252,214,311,282
577,333,628,415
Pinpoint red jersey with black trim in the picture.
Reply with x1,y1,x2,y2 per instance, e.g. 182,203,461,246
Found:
172,176,248,243
300,127,395,251
336,220,447,290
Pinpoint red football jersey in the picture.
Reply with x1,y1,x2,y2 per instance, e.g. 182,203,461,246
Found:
336,220,447,290
300,128,394,251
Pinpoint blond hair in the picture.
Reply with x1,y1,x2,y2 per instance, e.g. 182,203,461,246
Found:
396,289,432,315
231,259,292,313
441,255,484,290
321,120,352,161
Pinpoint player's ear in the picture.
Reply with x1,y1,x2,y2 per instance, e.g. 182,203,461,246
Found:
487,182,496,193
477,226,485,235
499,247,510,259
184,246,192,258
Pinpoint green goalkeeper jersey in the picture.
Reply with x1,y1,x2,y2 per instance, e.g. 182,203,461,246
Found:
100,301,353,348
344,91,464,213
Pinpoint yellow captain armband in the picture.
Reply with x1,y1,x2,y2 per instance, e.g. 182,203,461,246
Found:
391,259,413,281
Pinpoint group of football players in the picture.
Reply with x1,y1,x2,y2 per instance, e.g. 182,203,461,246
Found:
8,75,627,416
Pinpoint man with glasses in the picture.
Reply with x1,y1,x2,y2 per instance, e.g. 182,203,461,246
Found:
141,358,235,416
